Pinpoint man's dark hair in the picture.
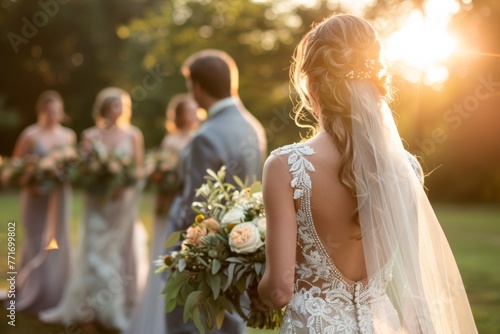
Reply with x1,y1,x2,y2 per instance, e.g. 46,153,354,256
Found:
183,50,239,99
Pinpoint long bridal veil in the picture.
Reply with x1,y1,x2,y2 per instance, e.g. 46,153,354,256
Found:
350,81,477,333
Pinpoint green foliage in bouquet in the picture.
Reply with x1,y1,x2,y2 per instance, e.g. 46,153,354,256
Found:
0,146,79,195
70,144,136,196
0,156,25,190
144,148,180,194
157,167,283,333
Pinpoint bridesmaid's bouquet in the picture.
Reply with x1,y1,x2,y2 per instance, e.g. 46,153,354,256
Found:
0,156,25,190
1,147,79,194
144,148,180,194
71,143,136,197
157,167,283,333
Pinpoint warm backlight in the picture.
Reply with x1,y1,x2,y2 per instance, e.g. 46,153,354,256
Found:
384,0,460,84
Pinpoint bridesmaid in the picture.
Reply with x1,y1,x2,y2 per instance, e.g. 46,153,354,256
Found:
12,90,76,314
40,87,148,331
123,93,200,334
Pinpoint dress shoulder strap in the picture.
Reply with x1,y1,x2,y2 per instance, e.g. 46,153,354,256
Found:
271,143,316,199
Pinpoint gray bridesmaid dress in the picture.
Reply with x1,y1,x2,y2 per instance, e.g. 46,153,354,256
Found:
16,141,72,314
39,135,148,331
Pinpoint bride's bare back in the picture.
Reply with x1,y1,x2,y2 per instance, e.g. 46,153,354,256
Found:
302,132,366,282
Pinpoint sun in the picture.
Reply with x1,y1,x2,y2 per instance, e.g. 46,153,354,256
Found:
385,10,457,70
383,0,460,84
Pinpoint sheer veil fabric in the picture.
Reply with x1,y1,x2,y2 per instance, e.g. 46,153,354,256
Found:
350,81,477,333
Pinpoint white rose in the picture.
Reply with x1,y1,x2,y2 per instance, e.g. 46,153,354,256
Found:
252,192,263,202
221,206,246,225
94,143,108,162
253,217,266,237
228,222,264,254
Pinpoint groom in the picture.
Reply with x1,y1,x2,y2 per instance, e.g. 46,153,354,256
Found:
164,49,267,334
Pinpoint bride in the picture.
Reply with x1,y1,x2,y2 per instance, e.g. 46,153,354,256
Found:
40,87,148,331
258,14,477,333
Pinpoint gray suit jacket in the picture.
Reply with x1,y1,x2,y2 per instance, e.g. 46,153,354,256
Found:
164,99,266,334
167,99,267,235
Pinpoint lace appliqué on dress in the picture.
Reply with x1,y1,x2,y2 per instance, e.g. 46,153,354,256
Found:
272,143,315,199
272,143,401,334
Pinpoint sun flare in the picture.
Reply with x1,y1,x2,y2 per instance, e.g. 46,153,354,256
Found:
383,0,460,84
385,10,457,69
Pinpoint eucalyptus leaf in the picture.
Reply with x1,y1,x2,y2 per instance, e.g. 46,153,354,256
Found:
193,307,205,334
206,273,222,300
255,262,263,275
233,175,245,189
250,181,262,193
226,257,244,264
178,258,187,272
183,290,202,322
165,296,177,313
224,263,236,291
216,307,226,329
206,169,219,180
212,259,222,275
203,300,215,329
163,270,189,295
236,264,248,281
219,296,234,313
180,283,194,303
197,256,208,267
245,272,255,288
236,276,247,294
164,230,183,249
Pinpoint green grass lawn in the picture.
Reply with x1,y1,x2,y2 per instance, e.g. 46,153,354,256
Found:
0,191,499,333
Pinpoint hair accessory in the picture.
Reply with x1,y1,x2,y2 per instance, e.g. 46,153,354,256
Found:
345,59,382,80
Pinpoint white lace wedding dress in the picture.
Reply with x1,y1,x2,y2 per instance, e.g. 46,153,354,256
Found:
273,143,404,334
40,138,148,331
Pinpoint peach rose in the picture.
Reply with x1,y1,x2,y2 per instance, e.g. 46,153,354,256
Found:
203,218,221,234
186,225,207,246
228,222,264,254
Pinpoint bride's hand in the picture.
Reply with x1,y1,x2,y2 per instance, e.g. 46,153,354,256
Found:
248,285,271,311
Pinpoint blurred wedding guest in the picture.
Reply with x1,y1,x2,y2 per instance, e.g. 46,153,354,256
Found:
162,93,201,151
6,90,76,314
164,49,267,334
123,93,201,334
40,87,148,331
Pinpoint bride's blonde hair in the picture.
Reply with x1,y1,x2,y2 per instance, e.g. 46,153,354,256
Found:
291,14,392,198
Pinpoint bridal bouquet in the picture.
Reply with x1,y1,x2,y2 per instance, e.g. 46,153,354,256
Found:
71,143,136,196
1,147,79,194
157,167,283,333
144,148,180,194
